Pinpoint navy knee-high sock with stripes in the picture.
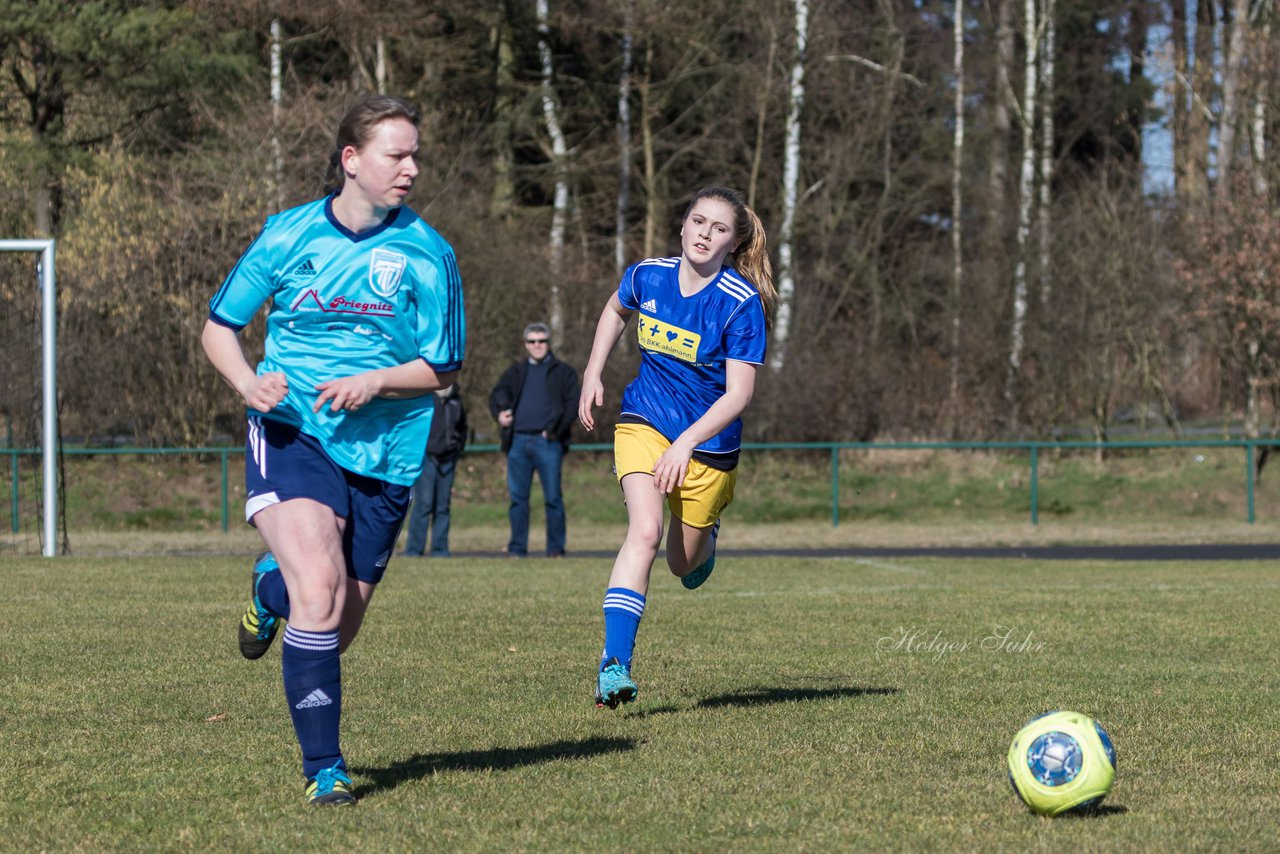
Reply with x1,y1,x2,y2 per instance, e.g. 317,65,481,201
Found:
281,626,344,778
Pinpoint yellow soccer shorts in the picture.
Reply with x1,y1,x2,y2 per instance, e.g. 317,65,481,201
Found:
613,422,736,528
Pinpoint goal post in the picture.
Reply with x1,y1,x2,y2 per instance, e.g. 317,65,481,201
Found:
1,239,58,556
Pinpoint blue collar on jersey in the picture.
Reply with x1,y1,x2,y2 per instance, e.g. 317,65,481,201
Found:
324,194,404,242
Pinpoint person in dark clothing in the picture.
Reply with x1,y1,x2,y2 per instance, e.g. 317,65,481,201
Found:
404,384,468,557
488,322,580,557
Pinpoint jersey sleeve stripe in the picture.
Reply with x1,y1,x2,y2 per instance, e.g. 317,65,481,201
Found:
717,280,754,301
443,250,465,362
717,271,755,301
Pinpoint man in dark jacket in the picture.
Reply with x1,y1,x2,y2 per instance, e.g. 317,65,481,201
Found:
488,322,580,557
404,384,468,557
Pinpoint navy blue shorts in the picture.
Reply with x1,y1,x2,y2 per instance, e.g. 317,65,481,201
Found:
244,415,411,584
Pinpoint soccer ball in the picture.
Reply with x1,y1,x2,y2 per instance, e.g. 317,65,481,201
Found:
1007,710,1116,816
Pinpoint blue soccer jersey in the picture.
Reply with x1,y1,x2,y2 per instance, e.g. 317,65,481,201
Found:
616,257,766,462
208,196,465,486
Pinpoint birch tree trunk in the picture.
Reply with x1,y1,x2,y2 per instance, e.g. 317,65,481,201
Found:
615,0,635,281
348,33,386,93
770,0,808,373
947,0,965,415
536,0,569,335
1036,0,1054,305
1246,339,1262,438
1252,9,1270,197
375,35,387,93
1006,0,1037,407
271,17,284,211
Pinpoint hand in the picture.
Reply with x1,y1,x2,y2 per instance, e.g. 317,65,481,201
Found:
578,376,604,431
242,372,288,413
651,441,693,494
313,372,380,413
498,409,514,428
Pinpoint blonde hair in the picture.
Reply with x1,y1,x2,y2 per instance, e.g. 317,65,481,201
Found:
685,186,778,327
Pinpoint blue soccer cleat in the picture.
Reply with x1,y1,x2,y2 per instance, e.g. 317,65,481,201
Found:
594,657,638,709
305,762,355,806
237,551,282,660
680,519,721,590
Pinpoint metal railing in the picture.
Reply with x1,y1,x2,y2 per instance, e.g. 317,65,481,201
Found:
4,438,1271,535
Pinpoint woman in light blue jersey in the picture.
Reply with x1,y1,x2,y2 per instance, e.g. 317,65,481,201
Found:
201,94,465,806
578,186,778,709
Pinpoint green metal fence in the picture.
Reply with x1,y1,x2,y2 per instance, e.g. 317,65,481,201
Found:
4,438,1271,536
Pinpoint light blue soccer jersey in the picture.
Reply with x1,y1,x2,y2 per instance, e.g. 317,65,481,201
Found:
209,196,465,486
616,257,766,462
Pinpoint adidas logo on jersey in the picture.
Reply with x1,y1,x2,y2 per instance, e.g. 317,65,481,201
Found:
295,689,333,709
640,299,657,312
292,259,318,277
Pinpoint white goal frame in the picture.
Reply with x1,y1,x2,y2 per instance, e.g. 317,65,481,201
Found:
2,239,58,556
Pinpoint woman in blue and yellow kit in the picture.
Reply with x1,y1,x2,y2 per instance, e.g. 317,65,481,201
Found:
578,186,777,709
202,95,465,805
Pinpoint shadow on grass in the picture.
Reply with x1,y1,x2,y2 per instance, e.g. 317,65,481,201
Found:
630,685,897,718
1056,803,1129,819
698,685,898,709
356,735,636,797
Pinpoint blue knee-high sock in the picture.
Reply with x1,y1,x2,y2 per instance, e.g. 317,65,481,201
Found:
601,587,646,671
257,569,290,620
281,626,343,779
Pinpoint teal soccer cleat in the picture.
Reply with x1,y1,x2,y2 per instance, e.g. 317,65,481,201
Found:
594,657,638,709
305,762,356,806
237,551,282,660
680,519,721,590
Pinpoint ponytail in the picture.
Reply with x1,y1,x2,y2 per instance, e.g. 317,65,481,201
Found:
734,205,778,329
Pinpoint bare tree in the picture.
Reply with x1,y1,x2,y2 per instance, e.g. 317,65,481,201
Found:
490,0,517,218
639,39,662,259
1006,0,1038,408
748,26,778,209
1176,1,1215,206
947,0,966,417
770,0,809,372
1036,0,1054,305
987,0,1014,246
1250,0,1272,196
536,0,570,335
1050,173,1175,449
271,17,285,211
1181,175,1280,438
615,0,635,281
1218,0,1250,191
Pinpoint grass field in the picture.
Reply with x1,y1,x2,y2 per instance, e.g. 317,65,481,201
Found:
5,552,1279,850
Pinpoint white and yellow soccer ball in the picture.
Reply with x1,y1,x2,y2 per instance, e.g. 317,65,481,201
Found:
1007,710,1116,816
